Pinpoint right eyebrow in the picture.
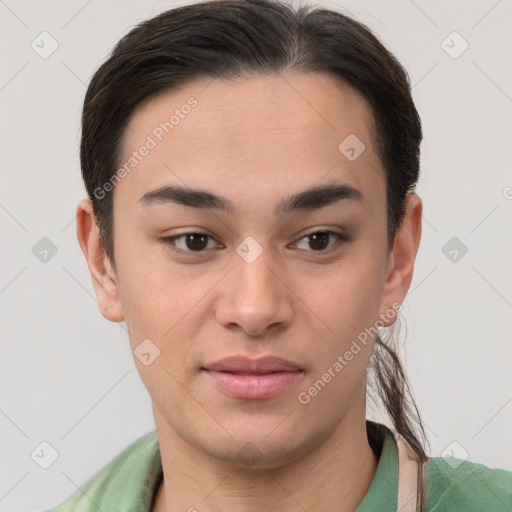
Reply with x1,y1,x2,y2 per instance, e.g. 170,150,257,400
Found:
139,185,235,213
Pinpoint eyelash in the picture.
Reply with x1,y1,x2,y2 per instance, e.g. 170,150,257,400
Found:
161,230,349,255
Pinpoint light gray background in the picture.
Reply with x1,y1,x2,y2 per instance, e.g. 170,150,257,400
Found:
1,0,511,510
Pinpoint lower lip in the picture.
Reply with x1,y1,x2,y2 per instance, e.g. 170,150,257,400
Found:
204,370,304,400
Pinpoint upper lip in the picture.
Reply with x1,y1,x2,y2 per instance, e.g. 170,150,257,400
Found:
203,356,302,374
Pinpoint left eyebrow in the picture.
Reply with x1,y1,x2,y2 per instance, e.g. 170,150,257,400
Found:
276,183,364,216
138,182,363,215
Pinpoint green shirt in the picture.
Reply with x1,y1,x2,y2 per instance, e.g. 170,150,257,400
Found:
43,422,512,511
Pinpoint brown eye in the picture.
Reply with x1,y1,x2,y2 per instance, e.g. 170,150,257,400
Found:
295,230,345,252
163,232,219,252
183,233,209,251
308,231,330,250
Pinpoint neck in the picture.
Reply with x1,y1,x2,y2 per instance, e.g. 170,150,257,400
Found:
152,409,378,512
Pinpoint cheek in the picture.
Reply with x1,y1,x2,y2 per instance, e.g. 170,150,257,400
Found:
113,235,176,339
115,249,218,374
293,260,383,413
120,268,198,340
303,256,385,346
117,269,205,401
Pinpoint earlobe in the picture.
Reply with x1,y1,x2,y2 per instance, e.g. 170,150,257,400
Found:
75,198,125,323
378,194,422,327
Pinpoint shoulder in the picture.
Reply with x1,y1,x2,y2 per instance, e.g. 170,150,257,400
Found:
42,430,161,512
425,456,512,511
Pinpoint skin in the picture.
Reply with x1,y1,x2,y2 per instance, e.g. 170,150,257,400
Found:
76,71,422,512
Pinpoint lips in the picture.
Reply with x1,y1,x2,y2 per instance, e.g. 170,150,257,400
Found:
202,356,304,400
204,355,302,374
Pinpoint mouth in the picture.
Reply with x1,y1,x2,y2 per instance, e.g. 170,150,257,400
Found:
201,355,304,400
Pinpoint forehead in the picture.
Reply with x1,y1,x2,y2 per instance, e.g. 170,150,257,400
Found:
115,71,384,210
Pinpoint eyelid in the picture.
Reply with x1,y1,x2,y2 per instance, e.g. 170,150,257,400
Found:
294,227,348,240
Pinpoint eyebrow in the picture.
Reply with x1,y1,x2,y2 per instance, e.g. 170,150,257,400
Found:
139,182,363,215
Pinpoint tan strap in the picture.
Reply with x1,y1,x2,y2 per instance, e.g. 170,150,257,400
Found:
396,435,420,512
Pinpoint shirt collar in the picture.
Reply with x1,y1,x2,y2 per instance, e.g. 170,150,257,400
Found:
355,421,399,511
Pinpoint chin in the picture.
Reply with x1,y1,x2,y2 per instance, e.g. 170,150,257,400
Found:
193,422,317,471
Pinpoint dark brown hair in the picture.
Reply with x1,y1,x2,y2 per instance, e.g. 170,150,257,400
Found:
80,0,428,472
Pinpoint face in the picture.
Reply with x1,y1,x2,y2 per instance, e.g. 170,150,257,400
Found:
79,71,420,468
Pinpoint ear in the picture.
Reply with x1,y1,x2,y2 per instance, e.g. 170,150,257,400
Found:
76,198,124,323
378,193,422,326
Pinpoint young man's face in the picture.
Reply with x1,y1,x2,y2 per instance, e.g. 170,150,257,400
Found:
79,71,421,467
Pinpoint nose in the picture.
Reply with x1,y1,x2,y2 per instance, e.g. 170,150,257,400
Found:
214,246,294,337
